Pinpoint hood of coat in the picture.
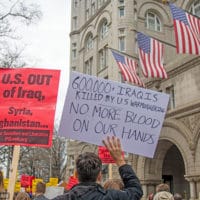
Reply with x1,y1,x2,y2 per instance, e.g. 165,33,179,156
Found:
153,191,174,200
70,182,105,198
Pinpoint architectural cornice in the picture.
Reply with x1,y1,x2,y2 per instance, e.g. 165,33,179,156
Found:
166,100,200,119
147,56,200,87
167,56,200,79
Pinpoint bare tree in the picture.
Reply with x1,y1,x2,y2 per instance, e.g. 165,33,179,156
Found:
17,129,67,182
0,0,42,68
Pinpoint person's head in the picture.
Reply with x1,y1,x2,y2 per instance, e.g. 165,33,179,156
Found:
156,184,170,192
153,191,174,200
75,152,102,183
148,193,154,200
15,192,31,200
36,181,46,194
103,179,124,190
174,193,182,200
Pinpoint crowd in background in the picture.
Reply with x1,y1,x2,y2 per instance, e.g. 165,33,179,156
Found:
0,137,183,200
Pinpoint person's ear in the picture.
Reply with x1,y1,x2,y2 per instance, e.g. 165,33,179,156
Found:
97,171,102,182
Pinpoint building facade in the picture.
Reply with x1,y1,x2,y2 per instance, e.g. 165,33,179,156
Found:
67,0,200,199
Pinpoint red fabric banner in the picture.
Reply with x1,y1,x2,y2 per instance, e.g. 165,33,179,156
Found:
66,176,79,190
98,146,124,164
0,68,60,147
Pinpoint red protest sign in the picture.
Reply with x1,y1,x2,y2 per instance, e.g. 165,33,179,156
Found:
98,146,115,163
0,68,60,147
21,175,35,187
66,176,79,190
98,146,124,164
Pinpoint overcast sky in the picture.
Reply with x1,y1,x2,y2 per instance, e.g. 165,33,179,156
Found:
21,0,71,122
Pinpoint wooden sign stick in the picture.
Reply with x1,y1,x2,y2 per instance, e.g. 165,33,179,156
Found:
7,146,20,200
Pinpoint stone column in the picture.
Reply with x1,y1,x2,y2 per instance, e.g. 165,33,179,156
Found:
184,175,200,200
142,184,148,199
189,181,196,200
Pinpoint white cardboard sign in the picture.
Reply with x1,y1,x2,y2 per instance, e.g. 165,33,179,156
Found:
59,72,169,158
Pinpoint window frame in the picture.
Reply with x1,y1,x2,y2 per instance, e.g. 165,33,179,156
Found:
145,12,162,32
190,0,200,17
86,34,93,51
118,6,125,17
100,21,108,40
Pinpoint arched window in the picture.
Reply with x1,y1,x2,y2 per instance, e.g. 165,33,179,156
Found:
190,0,200,17
100,20,108,39
86,34,93,51
145,12,161,32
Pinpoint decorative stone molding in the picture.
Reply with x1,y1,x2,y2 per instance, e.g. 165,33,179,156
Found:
140,180,162,185
185,175,200,182
180,113,200,134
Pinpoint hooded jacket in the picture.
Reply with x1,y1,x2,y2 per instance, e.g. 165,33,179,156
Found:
52,164,143,200
153,191,174,200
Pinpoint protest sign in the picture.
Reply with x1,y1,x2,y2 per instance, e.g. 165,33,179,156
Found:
45,186,64,199
59,71,169,158
66,176,79,190
0,68,60,147
98,146,124,163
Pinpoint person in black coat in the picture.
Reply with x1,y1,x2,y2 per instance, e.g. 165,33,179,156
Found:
52,136,143,200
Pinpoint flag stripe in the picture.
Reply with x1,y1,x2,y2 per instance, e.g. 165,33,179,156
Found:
169,3,200,55
137,32,168,79
111,50,144,87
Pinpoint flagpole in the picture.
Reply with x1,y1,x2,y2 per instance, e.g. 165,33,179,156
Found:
133,30,176,48
108,47,138,60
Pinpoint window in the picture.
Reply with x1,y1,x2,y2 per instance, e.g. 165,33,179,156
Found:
145,12,161,32
166,85,175,110
71,66,76,71
84,58,93,75
101,164,108,182
73,16,78,30
100,21,108,40
119,36,125,51
118,0,124,3
98,47,108,71
74,0,78,8
119,6,125,17
72,43,77,48
72,43,77,60
118,29,125,51
69,169,74,176
91,2,96,15
86,9,90,20
86,34,93,51
190,0,200,17
69,155,75,167
98,0,103,8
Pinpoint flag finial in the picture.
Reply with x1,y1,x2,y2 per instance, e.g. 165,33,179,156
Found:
162,0,169,4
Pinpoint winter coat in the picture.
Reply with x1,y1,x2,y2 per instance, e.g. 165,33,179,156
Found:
34,194,49,200
52,164,143,200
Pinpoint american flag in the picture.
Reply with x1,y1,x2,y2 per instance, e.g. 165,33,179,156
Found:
111,50,144,87
137,32,168,79
169,3,200,55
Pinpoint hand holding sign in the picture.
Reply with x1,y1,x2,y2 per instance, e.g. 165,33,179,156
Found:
103,136,126,167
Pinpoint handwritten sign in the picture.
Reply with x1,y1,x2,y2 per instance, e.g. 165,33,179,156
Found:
0,68,60,147
59,72,169,158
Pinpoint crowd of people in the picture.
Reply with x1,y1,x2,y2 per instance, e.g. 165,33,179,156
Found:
0,136,183,200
